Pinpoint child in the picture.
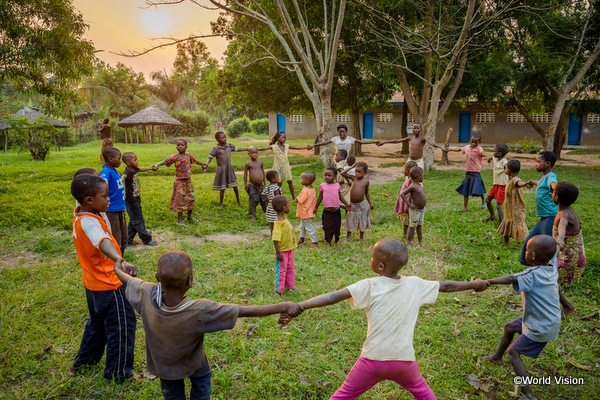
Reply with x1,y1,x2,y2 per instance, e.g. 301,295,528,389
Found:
341,162,374,242
376,123,449,169
400,166,426,247
113,250,302,400
153,139,205,226
482,235,561,400
394,161,418,239
73,168,112,232
336,151,354,205
519,151,558,265
243,146,267,221
204,131,241,206
496,160,529,245
69,174,137,380
98,118,113,161
121,152,157,246
294,171,318,248
308,124,377,158
279,239,489,399
314,167,350,245
553,181,587,285
448,133,487,212
262,170,282,232
483,143,509,223
271,195,297,294
101,147,127,253
253,131,308,199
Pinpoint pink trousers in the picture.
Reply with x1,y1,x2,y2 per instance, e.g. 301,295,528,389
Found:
275,250,295,293
330,357,436,400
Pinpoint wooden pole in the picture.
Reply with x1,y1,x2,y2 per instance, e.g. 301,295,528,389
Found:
441,127,453,166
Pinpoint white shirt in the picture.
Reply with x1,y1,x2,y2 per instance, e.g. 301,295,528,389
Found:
331,136,356,154
492,157,509,185
347,276,439,361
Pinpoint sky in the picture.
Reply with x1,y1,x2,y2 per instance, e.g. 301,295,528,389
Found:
72,0,229,79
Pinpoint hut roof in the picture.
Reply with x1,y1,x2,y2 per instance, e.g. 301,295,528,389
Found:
0,119,10,131
117,106,182,128
13,107,69,128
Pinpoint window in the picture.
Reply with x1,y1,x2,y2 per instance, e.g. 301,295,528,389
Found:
476,113,495,123
507,112,526,123
289,114,305,123
378,113,394,123
532,113,551,123
407,113,415,123
334,114,350,123
587,114,600,123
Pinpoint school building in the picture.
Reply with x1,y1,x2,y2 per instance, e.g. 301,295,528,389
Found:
268,93,600,145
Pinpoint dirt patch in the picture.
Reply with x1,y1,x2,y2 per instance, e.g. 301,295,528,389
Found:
0,251,41,269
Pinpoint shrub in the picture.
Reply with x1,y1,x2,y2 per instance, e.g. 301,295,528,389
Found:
250,118,269,135
227,116,251,138
167,110,210,138
508,137,541,154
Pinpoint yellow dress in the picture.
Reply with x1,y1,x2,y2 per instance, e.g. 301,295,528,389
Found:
497,177,529,241
271,143,292,181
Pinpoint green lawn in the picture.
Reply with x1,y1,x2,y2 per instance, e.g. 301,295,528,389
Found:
0,139,598,399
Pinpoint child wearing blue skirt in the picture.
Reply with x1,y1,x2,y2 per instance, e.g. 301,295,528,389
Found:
448,133,487,212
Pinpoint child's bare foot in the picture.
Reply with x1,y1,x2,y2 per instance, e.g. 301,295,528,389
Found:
309,242,318,248
68,366,77,376
561,305,577,319
482,216,496,222
237,201,242,206
187,217,197,222
252,215,257,221
177,220,185,226
481,355,502,365
419,243,426,247
360,238,364,243
406,242,413,249
296,239,306,246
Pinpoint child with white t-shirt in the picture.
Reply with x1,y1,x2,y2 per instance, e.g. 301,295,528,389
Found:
278,239,489,399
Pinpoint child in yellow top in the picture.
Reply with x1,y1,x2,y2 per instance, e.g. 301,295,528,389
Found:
271,195,297,294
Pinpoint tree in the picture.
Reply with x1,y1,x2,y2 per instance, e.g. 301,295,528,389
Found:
149,70,184,110
92,62,151,118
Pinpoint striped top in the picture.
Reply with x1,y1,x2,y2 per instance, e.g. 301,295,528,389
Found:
262,184,280,223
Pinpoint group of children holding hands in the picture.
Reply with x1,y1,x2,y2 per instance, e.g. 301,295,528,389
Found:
68,124,586,400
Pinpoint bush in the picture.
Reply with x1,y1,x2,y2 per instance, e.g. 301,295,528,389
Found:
508,137,541,154
167,110,210,138
227,116,251,138
250,118,269,135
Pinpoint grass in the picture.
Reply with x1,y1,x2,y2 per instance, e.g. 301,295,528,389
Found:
566,148,600,155
0,140,599,399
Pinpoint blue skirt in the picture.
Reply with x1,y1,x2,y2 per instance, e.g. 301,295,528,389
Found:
455,171,487,197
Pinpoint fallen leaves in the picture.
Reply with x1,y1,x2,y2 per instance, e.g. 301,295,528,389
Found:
565,357,594,371
577,310,599,320
243,323,258,339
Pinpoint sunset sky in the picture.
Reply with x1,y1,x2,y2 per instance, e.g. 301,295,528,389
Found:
72,0,229,79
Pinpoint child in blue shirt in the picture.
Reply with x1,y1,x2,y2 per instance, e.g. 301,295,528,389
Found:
101,147,127,253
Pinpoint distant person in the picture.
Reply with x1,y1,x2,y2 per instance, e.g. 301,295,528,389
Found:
308,124,377,159
400,166,426,247
447,133,487,212
394,161,418,240
204,131,241,207
496,160,530,245
483,144,509,223
294,171,318,248
243,146,267,221
314,167,350,245
340,162,374,243
98,118,113,162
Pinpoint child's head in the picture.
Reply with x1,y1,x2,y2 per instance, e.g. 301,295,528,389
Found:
271,195,290,214
412,123,422,135
536,151,556,171
71,174,109,211
215,131,226,144
410,166,424,182
403,160,418,177
102,118,109,124
337,124,348,137
300,171,316,186
324,167,337,183
270,131,286,145
247,146,259,160
103,147,121,168
335,149,348,162
553,181,579,207
73,168,99,178
494,143,509,159
525,235,557,266
346,155,356,165
156,251,193,292
266,170,279,184
122,152,138,168
370,239,409,275
506,159,521,175
354,162,368,178
470,133,482,147
176,139,187,153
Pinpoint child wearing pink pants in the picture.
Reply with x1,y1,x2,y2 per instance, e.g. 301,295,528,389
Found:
279,239,489,399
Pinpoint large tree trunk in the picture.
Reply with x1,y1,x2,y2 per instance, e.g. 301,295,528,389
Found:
553,113,568,158
400,104,409,155
349,86,362,156
319,94,335,166
546,91,570,151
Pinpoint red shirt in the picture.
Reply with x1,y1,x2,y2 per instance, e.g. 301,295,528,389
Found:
165,153,200,180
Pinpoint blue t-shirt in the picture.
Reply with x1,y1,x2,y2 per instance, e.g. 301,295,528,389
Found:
513,257,561,343
535,172,558,217
101,165,126,212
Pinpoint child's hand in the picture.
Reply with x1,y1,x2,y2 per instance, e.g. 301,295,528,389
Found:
245,184,249,192
276,252,283,261
345,204,351,211
557,238,565,249
278,312,293,328
472,279,490,292
443,147,449,152
487,157,493,163
152,165,158,171
409,203,416,209
307,144,314,150
282,302,303,317
376,141,383,146
313,207,318,215
370,203,374,210
292,198,298,202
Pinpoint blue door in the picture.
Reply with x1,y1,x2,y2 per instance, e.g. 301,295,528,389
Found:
568,112,582,145
276,113,286,132
362,112,373,139
459,112,471,143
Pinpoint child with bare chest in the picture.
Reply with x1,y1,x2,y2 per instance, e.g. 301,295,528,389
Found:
376,123,448,169
341,162,373,242
243,146,267,221
401,167,426,247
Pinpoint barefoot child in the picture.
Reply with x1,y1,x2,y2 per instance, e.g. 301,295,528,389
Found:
271,195,297,294
262,170,282,232
553,181,587,285
482,235,561,400
121,152,157,246
101,147,127,253
204,131,241,206
113,250,302,400
447,133,487,212
394,161,418,239
153,139,205,226
294,171,318,248
341,162,374,242
70,174,137,380
483,143,509,223
336,151,354,207
497,160,529,245
314,167,350,245
279,239,489,399
400,167,426,247
99,118,113,161
243,146,267,221
376,122,448,169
